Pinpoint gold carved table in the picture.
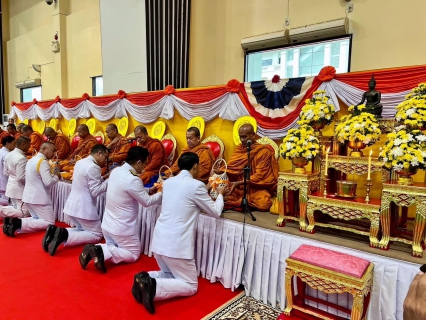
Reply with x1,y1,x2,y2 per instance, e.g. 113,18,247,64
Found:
379,181,426,257
284,245,374,320
321,156,389,192
276,171,320,230
306,193,381,248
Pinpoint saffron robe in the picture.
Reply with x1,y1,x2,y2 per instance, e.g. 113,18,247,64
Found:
169,144,215,184
26,132,44,156
60,135,98,172
138,137,168,184
106,135,131,164
52,133,71,160
222,143,278,211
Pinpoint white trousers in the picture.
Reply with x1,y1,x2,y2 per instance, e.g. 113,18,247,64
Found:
64,216,102,247
99,229,140,264
148,253,198,301
20,203,55,234
0,199,27,218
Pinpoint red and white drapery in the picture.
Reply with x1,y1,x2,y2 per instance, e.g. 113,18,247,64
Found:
10,65,426,139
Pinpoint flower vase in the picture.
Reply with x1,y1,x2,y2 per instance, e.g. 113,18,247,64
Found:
347,140,367,157
292,157,309,174
310,119,327,137
395,166,418,185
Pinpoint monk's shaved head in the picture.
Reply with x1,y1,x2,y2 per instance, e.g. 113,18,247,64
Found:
106,123,118,132
44,127,55,134
77,124,90,139
134,125,148,135
187,127,200,138
44,127,57,141
238,124,256,148
21,125,34,137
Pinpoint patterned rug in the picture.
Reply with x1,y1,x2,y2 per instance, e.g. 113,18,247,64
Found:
202,292,282,320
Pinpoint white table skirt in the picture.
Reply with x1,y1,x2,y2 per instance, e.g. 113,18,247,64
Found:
51,180,419,319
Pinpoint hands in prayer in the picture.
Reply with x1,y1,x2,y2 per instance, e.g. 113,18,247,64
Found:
404,269,426,319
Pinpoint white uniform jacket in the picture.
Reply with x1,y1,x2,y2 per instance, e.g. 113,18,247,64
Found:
0,147,10,193
101,162,162,236
4,148,27,199
151,170,224,260
64,156,108,220
22,153,59,205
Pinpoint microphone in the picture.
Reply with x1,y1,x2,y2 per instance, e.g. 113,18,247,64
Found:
127,138,137,142
246,140,252,148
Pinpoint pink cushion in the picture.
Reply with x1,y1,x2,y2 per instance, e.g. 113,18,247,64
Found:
290,245,370,278
95,136,103,144
205,141,221,159
43,135,48,142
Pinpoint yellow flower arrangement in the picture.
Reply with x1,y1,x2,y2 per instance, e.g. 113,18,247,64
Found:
378,125,426,170
395,83,426,127
297,90,335,126
347,104,367,116
334,112,381,145
280,125,320,160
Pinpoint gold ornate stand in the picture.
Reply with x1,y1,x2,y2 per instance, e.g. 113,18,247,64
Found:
276,171,320,231
306,193,381,248
379,181,426,257
284,259,374,320
320,156,389,193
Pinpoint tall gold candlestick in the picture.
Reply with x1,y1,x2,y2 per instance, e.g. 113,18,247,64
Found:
323,174,328,197
367,150,372,180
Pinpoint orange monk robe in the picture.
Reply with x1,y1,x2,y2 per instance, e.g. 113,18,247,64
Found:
13,133,21,139
169,143,215,184
52,133,71,160
0,130,11,147
222,143,278,211
138,137,167,184
107,135,131,164
26,131,44,156
60,135,98,171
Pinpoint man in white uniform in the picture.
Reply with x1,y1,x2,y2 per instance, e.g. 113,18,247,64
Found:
132,152,225,314
0,136,16,206
44,144,109,256
3,142,61,237
79,146,162,273
2,136,30,226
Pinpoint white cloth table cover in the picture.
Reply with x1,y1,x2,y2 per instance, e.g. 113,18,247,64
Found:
51,180,419,319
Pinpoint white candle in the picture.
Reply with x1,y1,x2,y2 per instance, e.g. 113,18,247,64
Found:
367,150,372,180
325,147,330,174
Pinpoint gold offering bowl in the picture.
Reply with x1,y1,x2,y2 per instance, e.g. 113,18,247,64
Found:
336,180,357,198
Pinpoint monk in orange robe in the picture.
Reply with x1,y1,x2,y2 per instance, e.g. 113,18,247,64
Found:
169,127,215,184
44,127,71,160
134,125,167,184
220,124,278,212
60,124,98,172
7,123,21,139
21,125,44,156
0,127,11,147
105,123,131,165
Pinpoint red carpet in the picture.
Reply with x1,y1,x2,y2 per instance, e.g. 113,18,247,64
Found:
0,222,241,320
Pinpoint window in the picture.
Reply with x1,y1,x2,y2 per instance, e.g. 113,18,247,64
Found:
92,76,104,96
245,36,351,81
21,86,42,103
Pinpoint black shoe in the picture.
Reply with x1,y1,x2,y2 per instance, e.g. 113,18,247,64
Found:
132,271,149,303
42,224,58,252
79,244,95,270
3,217,10,225
48,228,68,256
7,218,21,237
138,276,156,314
3,222,9,236
89,245,107,273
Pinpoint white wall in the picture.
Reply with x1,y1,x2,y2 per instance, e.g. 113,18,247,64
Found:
99,0,147,94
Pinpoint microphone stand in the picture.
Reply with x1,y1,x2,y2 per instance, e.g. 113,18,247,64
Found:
242,142,256,221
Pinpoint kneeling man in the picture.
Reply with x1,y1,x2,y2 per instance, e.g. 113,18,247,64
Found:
132,152,225,314
44,144,109,256
79,146,162,273
3,142,61,237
